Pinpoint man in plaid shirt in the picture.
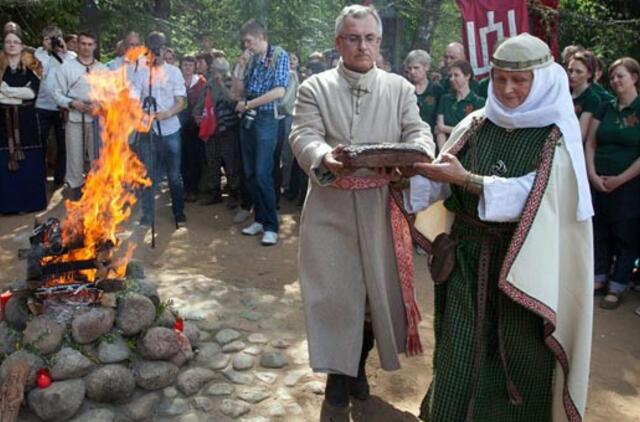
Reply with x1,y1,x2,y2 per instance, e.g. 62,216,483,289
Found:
233,19,289,246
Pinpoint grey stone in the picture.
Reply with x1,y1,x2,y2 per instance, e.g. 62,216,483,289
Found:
246,333,268,345
259,352,288,369
70,408,115,422
158,397,189,417
135,279,160,305
116,293,156,336
271,339,291,349
193,342,221,365
125,260,145,279
85,364,135,403
303,380,325,394
98,333,130,363
138,327,181,360
123,391,162,421
156,307,177,328
240,417,270,422
71,307,115,344
131,360,179,390
236,386,271,404
170,331,193,367
243,346,262,356
4,295,29,330
257,319,280,330
240,296,259,309
164,386,178,398
195,317,222,332
0,321,17,355
219,399,250,418
254,372,278,385
222,367,254,385
205,382,235,396
192,396,215,412
22,316,64,355
207,353,230,370
0,350,45,391
239,310,263,322
222,340,246,353
176,368,217,396
50,347,95,381
27,379,85,421
232,353,254,371
286,403,303,415
180,413,200,422
215,328,241,345
283,369,309,387
267,401,286,417
200,331,213,342
183,322,201,348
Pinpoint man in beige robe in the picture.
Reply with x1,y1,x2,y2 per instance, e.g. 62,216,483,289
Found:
289,5,435,411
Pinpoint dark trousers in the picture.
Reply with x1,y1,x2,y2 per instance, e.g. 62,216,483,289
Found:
36,108,65,184
288,158,309,205
239,112,279,232
206,128,241,199
181,120,204,196
593,215,640,292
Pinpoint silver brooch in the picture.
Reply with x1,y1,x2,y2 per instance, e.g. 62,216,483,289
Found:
491,160,507,176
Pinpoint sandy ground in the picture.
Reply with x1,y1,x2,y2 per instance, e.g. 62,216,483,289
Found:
1,186,639,421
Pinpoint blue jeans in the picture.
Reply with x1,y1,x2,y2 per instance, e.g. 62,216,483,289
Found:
240,112,279,232
138,130,185,221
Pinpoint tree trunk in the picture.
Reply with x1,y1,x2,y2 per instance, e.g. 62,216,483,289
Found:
0,358,29,422
411,0,445,51
154,0,171,19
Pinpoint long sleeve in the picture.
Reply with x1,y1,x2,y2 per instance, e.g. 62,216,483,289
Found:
477,171,536,222
53,63,73,109
289,81,334,186
406,175,450,213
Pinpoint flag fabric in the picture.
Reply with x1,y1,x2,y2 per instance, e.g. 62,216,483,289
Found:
198,89,217,142
456,0,529,78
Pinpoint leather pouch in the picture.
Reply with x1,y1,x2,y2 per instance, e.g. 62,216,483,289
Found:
429,233,458,284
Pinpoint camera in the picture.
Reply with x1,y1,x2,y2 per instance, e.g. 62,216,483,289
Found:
243,109,257,130
50,36,63,50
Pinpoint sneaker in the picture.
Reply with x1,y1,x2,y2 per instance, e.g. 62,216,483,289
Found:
600,291,622,310
261,231,278,246
233,209,251,224
242,222,264,236
175,213,187,228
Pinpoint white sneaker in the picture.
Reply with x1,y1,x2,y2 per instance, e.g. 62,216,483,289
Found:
233,209,251,224
261,231,278,246
242,222,264,236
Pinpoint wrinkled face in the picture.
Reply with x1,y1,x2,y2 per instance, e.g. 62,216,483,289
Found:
77,35,96,59
335,15,381,73
609,65,638,96
406,62,428,84
492,69,534,109
181,60,195,77
444,45,464,68
449,66,470,92
567,59,590,89
125,34,142,51
4,33,23,56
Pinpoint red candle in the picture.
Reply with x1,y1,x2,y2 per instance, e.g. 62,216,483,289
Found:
173,317,184,332
0,291,12,321
36,368,52,389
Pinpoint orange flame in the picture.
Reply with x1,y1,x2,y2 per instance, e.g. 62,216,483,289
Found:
45,49,154,284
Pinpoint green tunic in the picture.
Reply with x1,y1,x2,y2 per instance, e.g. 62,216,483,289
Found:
592,82,615,103
477,77,490,98
594,95,640,176
441,76,483,97
572,84,601,118
416,82,444,129
437,91,486,128
420,121,556,422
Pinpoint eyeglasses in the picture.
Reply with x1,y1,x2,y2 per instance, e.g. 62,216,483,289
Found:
339,34,380,46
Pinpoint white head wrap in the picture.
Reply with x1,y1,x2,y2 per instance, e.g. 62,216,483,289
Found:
484,62,594,221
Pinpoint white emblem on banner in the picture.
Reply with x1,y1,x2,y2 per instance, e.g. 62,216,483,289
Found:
465,10,518,76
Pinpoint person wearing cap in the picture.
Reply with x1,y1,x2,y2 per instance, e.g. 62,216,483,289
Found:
409,33,593,421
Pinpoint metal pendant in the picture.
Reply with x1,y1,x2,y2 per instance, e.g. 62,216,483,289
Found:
491,159,508,176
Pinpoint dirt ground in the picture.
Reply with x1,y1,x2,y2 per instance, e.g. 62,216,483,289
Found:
1,186,639,421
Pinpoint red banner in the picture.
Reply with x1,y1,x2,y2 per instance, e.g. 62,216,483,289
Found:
456,0,529,78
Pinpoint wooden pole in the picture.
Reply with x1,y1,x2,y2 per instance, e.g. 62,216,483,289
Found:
0,358,29,422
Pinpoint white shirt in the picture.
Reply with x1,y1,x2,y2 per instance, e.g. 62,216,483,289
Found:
407,173,536,222
53,57,106,123
132,63,186,136
35,48,76,111
106,55,147,85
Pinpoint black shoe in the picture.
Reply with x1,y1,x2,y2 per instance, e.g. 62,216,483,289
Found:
348,324,375,401
324,374,349,409
175,213,186,226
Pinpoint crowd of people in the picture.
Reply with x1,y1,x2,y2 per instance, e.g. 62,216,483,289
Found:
0,5,638,420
